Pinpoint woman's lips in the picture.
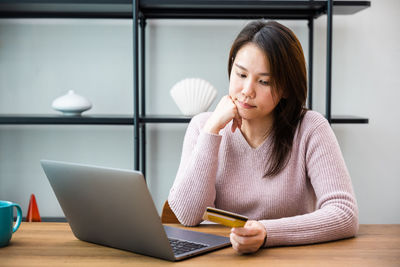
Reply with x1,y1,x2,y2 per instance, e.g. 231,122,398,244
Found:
237,100,256,109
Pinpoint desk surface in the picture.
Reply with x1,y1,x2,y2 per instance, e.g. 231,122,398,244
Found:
1,223,399,266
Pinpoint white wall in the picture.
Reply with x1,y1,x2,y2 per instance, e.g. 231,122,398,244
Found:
0,0,399,223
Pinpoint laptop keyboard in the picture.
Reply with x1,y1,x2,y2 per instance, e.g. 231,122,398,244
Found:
168,238,208,255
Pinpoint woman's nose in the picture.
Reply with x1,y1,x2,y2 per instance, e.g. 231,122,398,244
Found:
241,79,256,98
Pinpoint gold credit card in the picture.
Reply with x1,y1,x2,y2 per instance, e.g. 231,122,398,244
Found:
202,207,248,228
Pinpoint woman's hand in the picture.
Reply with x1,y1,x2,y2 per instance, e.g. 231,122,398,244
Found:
203,95,242,134
230,220,267,254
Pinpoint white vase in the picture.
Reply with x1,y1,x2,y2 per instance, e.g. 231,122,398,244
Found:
52,90,92,116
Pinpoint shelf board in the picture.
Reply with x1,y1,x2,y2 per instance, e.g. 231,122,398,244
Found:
330,115,369,124
0,0,132,19
142,115,370,124
0,114,194,125
0,114,134,125
140,115,192,123
0,114,368,125
141,0,371,19
0,0,371,19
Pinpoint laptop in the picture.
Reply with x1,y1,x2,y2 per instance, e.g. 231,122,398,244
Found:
40,160,230,261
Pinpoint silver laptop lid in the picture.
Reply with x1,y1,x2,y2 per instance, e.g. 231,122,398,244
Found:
41,160,175,261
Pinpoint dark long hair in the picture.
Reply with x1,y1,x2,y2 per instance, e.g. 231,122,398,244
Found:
228,20,307,176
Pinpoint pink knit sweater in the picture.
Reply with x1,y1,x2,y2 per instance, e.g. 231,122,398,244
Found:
168,110,358,247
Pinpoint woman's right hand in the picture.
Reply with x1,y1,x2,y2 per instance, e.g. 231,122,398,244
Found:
203,95,242,134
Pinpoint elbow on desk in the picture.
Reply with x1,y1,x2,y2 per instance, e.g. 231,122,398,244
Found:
175,211,202,227
334,204,359,240
347,198,360,238
347,212,359,238
318,191,359,241
167,198,202,227
180,219,202,227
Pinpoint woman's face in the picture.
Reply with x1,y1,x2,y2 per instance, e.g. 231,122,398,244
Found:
229,42,281,122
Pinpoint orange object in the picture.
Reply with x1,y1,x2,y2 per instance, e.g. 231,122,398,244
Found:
26,194,41,222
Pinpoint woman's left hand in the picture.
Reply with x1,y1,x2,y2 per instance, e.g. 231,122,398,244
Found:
230,220,267,254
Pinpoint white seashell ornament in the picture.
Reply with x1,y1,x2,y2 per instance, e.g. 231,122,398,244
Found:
52,90,92,116
170,78,217,116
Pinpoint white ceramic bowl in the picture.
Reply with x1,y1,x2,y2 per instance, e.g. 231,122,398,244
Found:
52,90,92,116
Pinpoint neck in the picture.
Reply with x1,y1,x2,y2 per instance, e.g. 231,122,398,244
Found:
240,116,274,148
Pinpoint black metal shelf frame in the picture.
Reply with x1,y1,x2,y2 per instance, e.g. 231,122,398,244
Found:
132,0,370,174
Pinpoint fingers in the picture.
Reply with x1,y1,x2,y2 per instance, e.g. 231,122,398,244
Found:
228,96,242,132
230,221,267,254
232,226,259,236
230,232,260,245
230,232,263,254
230,96,242,129
231,220,261,235
206,95,242,134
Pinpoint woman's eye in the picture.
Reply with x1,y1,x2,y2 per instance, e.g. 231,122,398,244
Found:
236,72,246,78
260,80,270,86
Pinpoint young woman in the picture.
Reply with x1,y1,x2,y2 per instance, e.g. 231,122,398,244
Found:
168,20,358,254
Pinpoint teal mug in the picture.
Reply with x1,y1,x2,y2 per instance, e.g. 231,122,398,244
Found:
0,200,22,247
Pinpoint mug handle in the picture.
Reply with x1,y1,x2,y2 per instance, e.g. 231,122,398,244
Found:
11,203,22,233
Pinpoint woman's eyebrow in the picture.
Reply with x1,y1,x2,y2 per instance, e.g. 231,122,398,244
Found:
234,63,270,76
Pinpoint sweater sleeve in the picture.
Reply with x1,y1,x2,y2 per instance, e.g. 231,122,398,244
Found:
168,113,222,226
260,119,359,247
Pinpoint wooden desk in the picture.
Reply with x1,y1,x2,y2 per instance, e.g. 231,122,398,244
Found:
0,223,399,266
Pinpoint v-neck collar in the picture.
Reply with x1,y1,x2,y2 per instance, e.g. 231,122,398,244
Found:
233,125,272,153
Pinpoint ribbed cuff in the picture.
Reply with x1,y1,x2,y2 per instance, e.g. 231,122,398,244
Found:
196,130,222,156
260,219,290,247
